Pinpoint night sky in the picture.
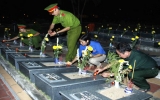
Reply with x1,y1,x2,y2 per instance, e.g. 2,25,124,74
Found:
0,0,160,25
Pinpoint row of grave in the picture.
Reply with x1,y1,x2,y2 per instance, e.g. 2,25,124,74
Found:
0,39,155,100
88,29,160,48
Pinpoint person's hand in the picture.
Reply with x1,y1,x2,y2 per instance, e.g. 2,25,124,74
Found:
66,61,72,66
48,29,52,34
94,68,103,74
2,40,8,42
48,31,56,37
101,72,113,77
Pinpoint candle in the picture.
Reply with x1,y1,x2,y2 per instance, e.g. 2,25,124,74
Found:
76,48,79,60
57,37,59,46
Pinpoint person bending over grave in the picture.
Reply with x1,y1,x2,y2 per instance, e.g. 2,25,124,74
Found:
44,3,81,62
67,34,106,69
3,24,42,50
94,42,159,92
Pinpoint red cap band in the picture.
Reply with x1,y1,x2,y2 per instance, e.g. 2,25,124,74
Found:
48,5,58,12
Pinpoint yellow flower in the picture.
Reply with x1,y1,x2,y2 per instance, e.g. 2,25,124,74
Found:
135,28,137,31
112,36,114,38
84,51,87,55
131,38,135,41
118,59,125,63
20,34,23,36
27,34,30,37
45,37,49,41
128,65,132,69
109,27,112,30
81,32,85,34
158,42,160,45
58,46,62,49
21,38,24,40
110,38,113,41
53,46,57,49
87,46,93,51
94,35,98,38
29,34,33,37
152,31,155,34
135,36,139,39
5,28,8,31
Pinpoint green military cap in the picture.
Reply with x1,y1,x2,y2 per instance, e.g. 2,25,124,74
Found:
44,3,58,12
17,24,26,29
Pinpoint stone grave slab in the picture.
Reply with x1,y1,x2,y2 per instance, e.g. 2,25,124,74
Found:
59,82,152,100
7,52,54,70
34,68,106,100
18,61,75,83
1,46,39,60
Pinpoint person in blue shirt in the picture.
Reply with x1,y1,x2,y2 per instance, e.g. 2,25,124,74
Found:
67,34,106,69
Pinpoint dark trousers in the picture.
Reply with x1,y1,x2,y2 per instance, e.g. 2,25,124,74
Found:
128,68,159,89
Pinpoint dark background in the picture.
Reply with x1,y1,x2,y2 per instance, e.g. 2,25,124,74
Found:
0,0,160,25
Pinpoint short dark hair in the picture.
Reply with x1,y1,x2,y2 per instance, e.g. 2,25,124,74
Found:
116,42,132,53
79,34,91,45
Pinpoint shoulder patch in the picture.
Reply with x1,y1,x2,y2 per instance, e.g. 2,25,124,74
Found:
61,13,65,16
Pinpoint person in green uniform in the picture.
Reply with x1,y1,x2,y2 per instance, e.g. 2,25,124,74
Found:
44,3,82,62
94,42,159,92
3,24,42,49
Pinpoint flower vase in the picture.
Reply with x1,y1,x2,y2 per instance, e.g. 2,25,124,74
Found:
124,80,133,94
78,68,87,75
29,46,33,52
54,57,59,64
109,43,112,48
13,40,17,44
114,80,120,88
20,41,23,47
40,51,46,57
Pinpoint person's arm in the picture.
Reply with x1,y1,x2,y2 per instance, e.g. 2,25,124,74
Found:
94,63,111,73
33,32,40,36
67,56,78,65
56,27,70,34
5,36,19,42
50,26,71,37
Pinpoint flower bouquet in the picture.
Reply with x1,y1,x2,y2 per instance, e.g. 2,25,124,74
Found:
158,42,160,48
27,34,33,52
94,34,98,41
109,36,114,48
53,44,63,64
151,30,156,41
4,28,10,40
77,46,93,75
40,34,49,57
131,36,139,49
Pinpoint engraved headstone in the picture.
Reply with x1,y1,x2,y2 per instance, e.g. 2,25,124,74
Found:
59,83,152,100
18,61,74,83
8,52,54,70
34,68,106,100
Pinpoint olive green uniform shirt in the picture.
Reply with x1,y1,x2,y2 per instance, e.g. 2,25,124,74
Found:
18,29,42,48
52,10,80,29
51,10,81,61
125,50,158,70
